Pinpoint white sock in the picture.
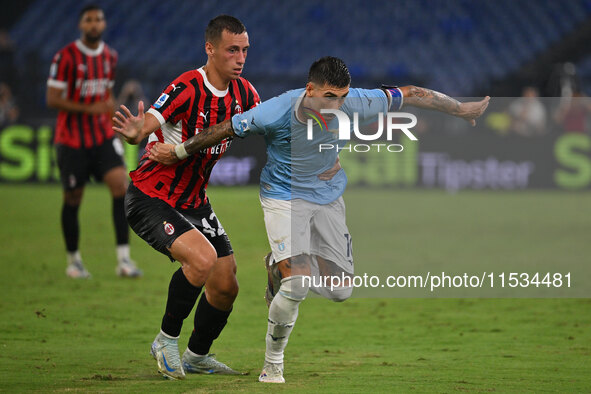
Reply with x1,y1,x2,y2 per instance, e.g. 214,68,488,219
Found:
185,348,206,359
159,329,179,340
67,251,82,265
116,244,130,263
265,291,301,364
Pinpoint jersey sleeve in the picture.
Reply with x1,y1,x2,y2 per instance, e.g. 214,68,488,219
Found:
47,50,71,90
147,74,195,126
231,94,287,137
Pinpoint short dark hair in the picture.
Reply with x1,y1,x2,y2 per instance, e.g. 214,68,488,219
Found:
205,15,246,44
79,4,103,21
308,56,351,88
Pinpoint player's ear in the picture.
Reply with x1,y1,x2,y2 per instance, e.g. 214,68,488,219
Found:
305,82,314,97
205,42,214,56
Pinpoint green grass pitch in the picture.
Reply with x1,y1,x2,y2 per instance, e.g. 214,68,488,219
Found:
0,184,589,392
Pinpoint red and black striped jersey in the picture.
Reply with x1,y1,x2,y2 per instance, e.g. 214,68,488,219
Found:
130,67,260,210
47,39,117,149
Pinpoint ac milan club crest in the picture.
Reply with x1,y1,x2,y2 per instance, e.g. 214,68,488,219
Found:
163,222,175,235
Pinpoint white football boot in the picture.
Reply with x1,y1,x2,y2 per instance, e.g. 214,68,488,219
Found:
182,350,241,374
259,361,285,383
66,260,91,279
150,332,185,380
116,258,143,278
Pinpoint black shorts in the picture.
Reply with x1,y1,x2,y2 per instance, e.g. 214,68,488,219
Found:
56,138,125,190
125,182,233,260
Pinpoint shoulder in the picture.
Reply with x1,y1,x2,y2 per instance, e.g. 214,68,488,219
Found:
257,90,301,123
174,69,203,88
273,88,305,105
348,87,387,98
234,77,260,98
236,77,254,89
102,43,118,59
53,41,76,60
164,70,201,95
257,90,300,113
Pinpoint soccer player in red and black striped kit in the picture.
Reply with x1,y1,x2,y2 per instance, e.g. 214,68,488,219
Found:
113,15,260,379
46,4,141,279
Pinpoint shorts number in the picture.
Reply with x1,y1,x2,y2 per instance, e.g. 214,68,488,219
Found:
201,213,226,237
344,233,353,265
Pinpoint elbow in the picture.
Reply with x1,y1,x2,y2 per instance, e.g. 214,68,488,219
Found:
405,85,420,98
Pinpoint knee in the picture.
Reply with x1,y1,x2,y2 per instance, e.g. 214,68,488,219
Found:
279,275,310,302
104,168,128,197
309,281,353,302
328,286,352,302
64,189,83,206
180,246,217,286
109,181,127,198
209,277,239,303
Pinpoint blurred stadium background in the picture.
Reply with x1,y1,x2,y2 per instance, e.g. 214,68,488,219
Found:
1,0,591,189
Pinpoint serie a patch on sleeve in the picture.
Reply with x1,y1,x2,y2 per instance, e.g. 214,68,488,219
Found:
153,93,169,109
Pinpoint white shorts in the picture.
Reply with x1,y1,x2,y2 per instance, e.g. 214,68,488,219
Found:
260,196,354,274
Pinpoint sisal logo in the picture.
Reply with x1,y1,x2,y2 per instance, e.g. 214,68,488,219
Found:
306,108,418,152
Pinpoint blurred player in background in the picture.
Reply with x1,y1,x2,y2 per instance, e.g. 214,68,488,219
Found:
144,56,489,383
113,15,260,379
46,4,141,279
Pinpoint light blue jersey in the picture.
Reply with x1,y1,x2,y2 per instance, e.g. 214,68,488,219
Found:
231,88,402,204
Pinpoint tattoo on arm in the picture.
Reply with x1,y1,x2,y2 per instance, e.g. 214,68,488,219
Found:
183,119,234,155
407,86,461,115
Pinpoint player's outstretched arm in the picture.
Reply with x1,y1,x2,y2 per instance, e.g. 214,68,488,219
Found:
47,86,114,115
148,119,235,165
112,101,159,144
398,85,490,126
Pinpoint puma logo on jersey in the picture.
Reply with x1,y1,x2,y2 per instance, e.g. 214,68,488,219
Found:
199,111,209,121
171,84,180,92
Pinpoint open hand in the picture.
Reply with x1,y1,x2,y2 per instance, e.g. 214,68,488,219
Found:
318,157,342,181
457,96,490,126
112,101,145,144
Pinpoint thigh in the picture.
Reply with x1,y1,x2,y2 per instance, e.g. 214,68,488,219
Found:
260,196,313,263
310,197,353,273
167,228,215,268
56,144,89,190
103,166,128,197
125,183,195,260
276,255,312,278
183,203,233,258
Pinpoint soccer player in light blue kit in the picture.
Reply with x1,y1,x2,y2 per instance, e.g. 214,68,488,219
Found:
143,56,489,383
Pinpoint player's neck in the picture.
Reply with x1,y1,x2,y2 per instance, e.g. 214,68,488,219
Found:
80,37,101,50
203,64,230,91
